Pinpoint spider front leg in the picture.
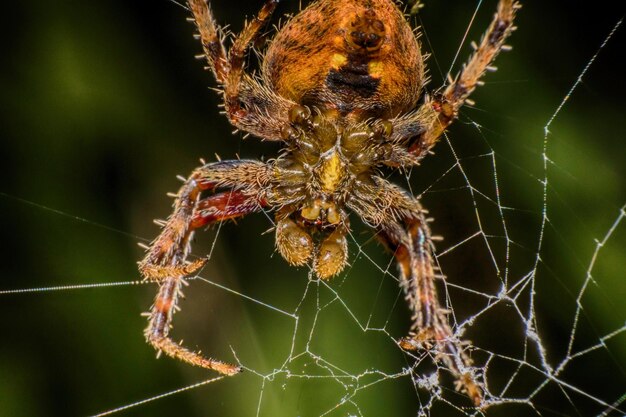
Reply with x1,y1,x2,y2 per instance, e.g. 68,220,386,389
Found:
187,0,228,82
379,214,482,406
392,0,519,156
224,0,278,114
186,0,278,85
139,160,272,375
187,0,294,140
348,176,481,402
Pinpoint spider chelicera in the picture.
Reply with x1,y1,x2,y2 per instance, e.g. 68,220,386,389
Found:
139,0,519,405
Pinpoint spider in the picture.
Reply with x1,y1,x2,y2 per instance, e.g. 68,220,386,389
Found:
139,0,519,406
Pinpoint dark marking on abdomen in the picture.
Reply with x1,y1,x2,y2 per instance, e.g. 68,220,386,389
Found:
326,61,380,98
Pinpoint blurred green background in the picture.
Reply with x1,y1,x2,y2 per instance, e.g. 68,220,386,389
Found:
1,1,624,416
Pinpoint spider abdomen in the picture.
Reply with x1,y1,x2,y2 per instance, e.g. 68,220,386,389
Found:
263,0,424,121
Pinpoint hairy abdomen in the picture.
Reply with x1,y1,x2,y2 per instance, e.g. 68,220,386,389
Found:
263,0,424,121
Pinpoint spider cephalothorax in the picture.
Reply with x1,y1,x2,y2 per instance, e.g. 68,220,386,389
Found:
139,0,519,406
271,106,420,278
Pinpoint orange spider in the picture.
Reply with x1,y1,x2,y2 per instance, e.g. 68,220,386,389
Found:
139,0,519,406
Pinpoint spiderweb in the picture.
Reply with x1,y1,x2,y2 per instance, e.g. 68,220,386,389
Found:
1,1,624,416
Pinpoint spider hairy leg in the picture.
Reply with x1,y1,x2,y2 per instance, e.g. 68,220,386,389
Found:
140,160,271,374
379,213,482,406
139,160,270,281
187,0,228,82
192,190,264,228
391,0,519,157
186,0,280,85
425,0,519,142
146,277,242,375
225,0,279,117
346,174,481,402
187,0,295,140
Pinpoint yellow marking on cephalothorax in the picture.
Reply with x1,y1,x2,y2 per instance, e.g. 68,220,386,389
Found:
320,152,345,192
331,53,347,69
368,61,383,78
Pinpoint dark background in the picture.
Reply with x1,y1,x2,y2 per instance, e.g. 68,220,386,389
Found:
1,1,625,416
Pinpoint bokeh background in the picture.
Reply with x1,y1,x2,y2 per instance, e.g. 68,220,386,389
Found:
1,1,624,416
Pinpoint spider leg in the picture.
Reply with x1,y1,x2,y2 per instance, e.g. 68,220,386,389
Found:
139,160,272,374
378,215,482,406
224,0,278,115
349,176,481,404
392,0,519,158
187,0,228,83
192,190,265,228
187,0,294,141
